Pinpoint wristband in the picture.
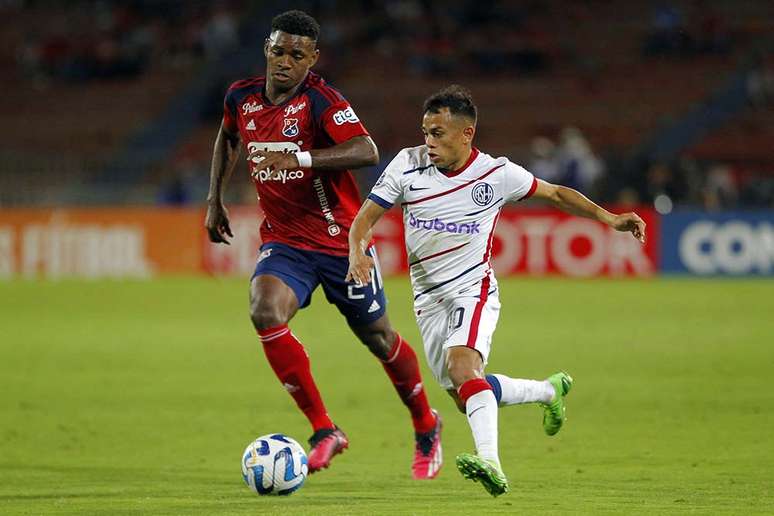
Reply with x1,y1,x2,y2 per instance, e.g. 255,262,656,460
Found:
296,151,312,168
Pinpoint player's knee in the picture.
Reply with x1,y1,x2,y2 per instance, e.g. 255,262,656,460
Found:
360,328,394,361
249,299,288,330
446,357,478,390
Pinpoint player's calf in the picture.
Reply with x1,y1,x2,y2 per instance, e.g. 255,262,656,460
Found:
484,373,555,406
350,321,394,361
446,388,467,413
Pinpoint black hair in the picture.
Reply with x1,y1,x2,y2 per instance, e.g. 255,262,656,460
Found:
271,10,320,41
423,85,477,122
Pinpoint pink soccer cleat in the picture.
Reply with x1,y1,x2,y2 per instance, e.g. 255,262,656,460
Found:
412,409,443,479
307,426,349,473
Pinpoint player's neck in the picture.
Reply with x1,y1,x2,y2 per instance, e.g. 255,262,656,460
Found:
264,78,304,106
443,147,474,174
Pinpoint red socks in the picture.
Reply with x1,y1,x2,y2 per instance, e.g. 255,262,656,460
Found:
381,333,436,434
258,324,334,432
258,326,435,435
457,378,493,405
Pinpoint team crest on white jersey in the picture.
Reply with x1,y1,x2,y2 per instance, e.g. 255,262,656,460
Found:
282,118,300,138
472,182,494,206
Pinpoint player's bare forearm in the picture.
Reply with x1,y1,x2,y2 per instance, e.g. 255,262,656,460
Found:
205,122,240,244
246,136,378,175
346,200,386,284
534,180,614,224
309,135,379,170
349,200,386,253
207,122,241,206
532,179,646,242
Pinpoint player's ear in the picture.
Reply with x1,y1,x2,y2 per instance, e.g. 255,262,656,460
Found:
462,125,476,144
310,48,320,67
263,38,270,58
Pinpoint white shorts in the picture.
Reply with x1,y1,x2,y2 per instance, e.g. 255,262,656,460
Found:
415,291,501,390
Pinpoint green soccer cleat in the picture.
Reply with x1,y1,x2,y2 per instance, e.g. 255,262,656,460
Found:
540,371,573,436
455,453,509,497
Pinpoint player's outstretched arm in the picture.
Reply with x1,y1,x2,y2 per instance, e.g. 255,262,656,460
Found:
247,135,379,175
346,199,388,285
205,121,241,245
531,179,646,243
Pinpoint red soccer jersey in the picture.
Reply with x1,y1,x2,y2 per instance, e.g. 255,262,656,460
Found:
222,71,370,256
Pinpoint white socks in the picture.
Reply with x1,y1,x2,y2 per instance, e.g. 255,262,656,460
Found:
491,374,555,405
461,376,553,470
465,389,501,468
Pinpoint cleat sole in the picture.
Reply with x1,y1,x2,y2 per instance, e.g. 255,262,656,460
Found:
455,453,509,497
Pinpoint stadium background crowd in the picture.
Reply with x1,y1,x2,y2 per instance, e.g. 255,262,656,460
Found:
0,0,772,212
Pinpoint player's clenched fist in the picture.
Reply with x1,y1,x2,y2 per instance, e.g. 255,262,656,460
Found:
346,251,375,286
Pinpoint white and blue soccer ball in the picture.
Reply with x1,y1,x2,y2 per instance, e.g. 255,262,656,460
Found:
241,434,308,496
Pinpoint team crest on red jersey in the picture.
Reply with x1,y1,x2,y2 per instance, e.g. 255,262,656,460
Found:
282,118,300,138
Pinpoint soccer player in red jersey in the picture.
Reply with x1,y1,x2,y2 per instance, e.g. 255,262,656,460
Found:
205,10,442,478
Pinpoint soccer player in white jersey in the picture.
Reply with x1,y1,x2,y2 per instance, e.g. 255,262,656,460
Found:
346,85,646,496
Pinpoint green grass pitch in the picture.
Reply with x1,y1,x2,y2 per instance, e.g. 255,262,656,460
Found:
1,277,772,514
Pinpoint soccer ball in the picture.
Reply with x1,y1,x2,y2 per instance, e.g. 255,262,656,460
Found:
241,434,308,496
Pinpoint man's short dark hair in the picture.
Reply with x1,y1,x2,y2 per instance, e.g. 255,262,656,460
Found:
271,10,320,41
423,85,477,123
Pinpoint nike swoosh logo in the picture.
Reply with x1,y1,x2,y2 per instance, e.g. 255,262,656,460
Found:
467,406,485,418
409,185,430,191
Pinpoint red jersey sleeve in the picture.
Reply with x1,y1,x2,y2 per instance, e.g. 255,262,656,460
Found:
320,100,369,143
308,84,369,144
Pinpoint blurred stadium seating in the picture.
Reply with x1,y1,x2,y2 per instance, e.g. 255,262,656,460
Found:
0,0,772,210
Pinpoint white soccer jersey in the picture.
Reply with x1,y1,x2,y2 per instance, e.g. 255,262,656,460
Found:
369,146,537,312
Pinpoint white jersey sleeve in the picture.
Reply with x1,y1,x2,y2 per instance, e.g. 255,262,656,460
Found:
503,161,538,202
367,149,411,209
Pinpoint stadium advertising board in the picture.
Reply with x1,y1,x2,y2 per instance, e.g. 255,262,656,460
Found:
0,208,202,279
660,211,774,275
0,205,679,279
